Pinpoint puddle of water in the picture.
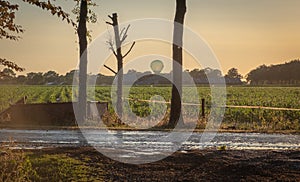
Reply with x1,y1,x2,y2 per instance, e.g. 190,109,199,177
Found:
0,129,299,152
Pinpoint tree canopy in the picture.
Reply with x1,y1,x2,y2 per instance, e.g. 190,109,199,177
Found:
225,68,242,79
246,60,300,85
0,0,75,76
0,0,75,41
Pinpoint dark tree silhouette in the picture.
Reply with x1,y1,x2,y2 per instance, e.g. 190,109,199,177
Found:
226,68,243,79
26,72,44,85
0,68,15,80
77,0,88,122
225,68,243,85
44,71,59,83
0,59,24,77
0,67,228,85
246,60,300,85
169,0,187,128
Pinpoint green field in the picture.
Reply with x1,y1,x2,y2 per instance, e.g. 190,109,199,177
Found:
0,86,299,131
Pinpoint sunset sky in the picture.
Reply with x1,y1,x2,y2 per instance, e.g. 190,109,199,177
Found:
1,0,300,76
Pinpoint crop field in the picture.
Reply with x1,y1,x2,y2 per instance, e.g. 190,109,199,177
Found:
0,86,299,130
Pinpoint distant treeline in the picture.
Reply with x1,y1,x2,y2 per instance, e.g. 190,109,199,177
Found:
0,70,113,85
246,60,300,85
0,59,299,85
0,67,243,86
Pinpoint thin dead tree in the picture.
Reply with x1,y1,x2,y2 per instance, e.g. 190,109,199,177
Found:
169,0,187,128
105,13,135,120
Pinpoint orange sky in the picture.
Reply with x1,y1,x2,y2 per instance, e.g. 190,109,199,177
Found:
1,0,300,76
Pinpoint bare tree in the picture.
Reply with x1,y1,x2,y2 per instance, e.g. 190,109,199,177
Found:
105,13,135,120
169,0,187,128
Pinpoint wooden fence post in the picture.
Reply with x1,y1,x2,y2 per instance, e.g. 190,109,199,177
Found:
201,98,205,118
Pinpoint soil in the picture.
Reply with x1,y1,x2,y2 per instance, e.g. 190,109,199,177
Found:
27,147,300,181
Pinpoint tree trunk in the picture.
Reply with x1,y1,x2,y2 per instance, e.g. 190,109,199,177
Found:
169,0,186,128
111,13,123,119
77,0,88,122
106,14,135,121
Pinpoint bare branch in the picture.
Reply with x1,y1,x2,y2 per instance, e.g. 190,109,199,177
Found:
124,24,130,36
111,49,117,57
106,38,112,45
122,42,136,58
106,21,113,26
104,65,117,75
119,27,126,38
106,39,117,57
120,35,128,43
108,15,113,20
120,24,130,42
108,45,117,57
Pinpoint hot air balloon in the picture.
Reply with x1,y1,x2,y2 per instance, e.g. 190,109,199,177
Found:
150,60,164,74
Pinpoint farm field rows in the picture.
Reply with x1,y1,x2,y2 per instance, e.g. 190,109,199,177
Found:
0,86,299,130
